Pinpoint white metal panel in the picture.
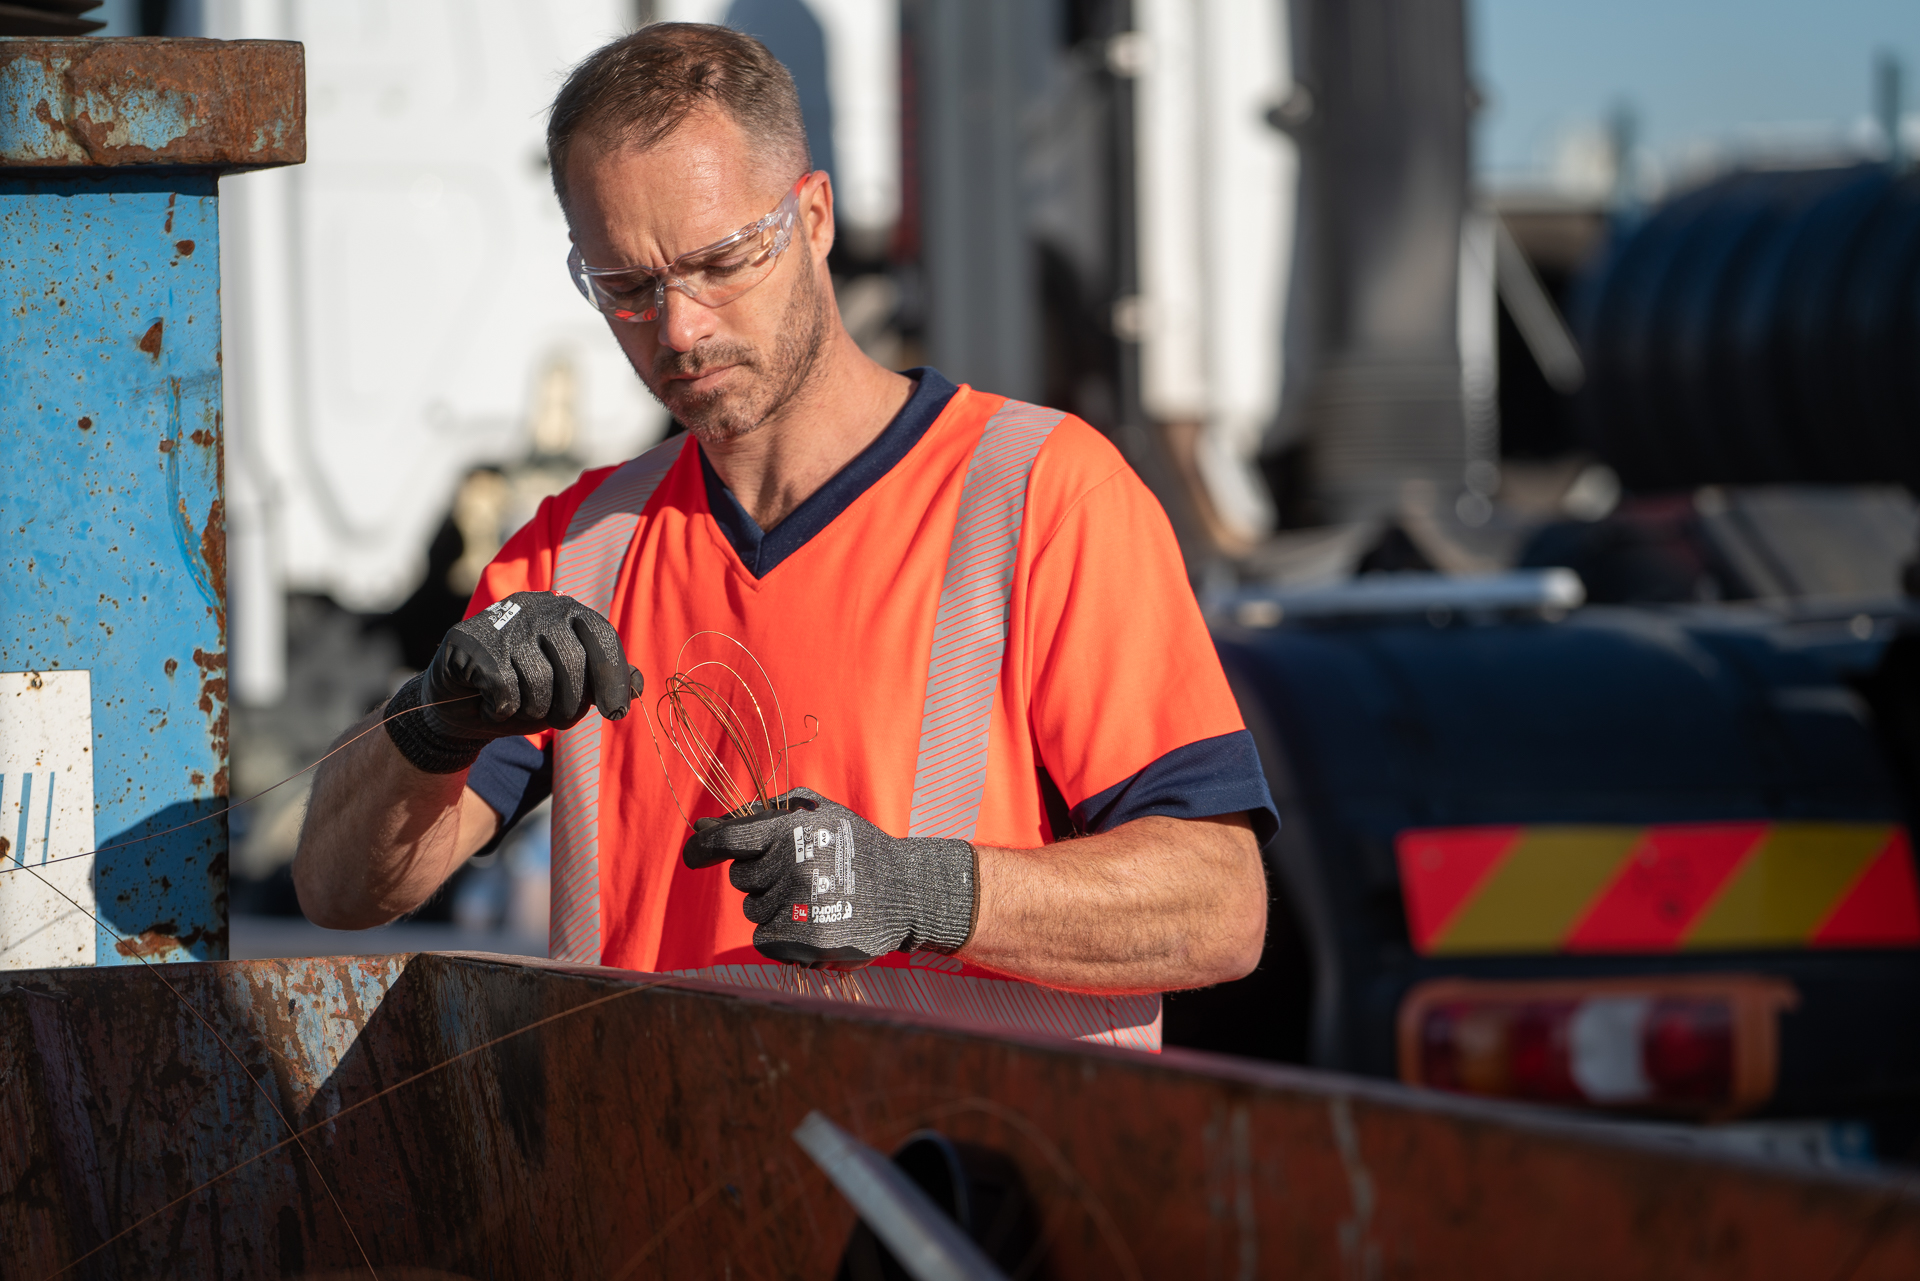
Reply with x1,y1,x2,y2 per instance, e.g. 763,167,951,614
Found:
1458,209,1501,511
221,147,300,704
1136,0,1296,540
1134,0,1208,423
1195,0,1293,539
659,0,901,239
212,0,662,633
0,672,97,970
808,0,901,238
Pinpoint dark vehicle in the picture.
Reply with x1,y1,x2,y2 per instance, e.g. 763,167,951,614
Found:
1159,154,1920,1161
1176,572,1920,1160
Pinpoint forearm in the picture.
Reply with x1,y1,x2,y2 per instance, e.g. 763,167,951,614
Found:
958,813,1266,995
291,712,497,929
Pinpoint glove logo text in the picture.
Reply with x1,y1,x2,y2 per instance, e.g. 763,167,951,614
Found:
791,903,809,923
813,900,852,924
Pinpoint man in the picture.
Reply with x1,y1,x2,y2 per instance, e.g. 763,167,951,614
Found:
294,23,1273,1050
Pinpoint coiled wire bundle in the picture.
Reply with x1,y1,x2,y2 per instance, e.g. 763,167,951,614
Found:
645,631,815,826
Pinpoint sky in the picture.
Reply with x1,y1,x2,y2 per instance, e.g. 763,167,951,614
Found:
1471,0,1920,183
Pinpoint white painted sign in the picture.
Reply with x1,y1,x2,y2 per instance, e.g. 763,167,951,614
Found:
0,671,97,970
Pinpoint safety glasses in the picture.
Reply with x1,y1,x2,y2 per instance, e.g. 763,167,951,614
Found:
568,175,810,323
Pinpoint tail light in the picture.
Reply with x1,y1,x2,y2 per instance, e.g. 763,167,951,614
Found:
1399,977,1797,1116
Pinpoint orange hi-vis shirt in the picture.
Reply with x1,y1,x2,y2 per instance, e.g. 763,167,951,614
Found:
465,371,1274,1050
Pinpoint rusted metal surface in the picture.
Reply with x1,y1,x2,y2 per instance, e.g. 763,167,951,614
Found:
0,38,301,967
0,38,304,171
2,953,1917,1279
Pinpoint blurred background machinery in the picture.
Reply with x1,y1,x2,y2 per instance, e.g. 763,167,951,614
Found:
69,0,1920,1157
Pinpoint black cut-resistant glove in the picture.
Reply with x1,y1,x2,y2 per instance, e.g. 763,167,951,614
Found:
683,787,977,969
384,591,642,774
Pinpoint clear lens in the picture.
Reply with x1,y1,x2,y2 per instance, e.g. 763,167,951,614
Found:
574,261,663,322
568,180,804,323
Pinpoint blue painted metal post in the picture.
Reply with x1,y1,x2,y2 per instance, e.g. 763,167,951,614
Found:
0,38,303,967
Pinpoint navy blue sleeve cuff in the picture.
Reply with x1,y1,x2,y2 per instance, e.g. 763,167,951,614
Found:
1070,730,1279,847
466,735,553,854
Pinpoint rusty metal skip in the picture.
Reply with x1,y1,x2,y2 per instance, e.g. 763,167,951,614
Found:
4,34,1920,1281
0,951,1917,1278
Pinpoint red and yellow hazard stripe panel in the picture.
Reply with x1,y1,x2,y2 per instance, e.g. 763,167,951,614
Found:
1398,822,1920,956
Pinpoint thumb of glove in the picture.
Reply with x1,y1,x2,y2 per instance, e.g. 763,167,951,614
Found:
569,606,642,723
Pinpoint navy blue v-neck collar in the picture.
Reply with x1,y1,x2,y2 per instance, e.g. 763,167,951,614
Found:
697,367,958,578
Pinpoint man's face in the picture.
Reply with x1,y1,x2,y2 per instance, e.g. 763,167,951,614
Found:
563,111,834,443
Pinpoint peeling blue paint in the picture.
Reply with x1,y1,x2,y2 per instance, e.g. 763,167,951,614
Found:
80,87,197,153
0,61,197,163
0,41,304,172
247,119,292,155
0,59,69,161
0,172,227,965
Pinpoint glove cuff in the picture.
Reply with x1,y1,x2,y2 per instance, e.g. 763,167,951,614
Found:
382,673,488,774
905,838,977,954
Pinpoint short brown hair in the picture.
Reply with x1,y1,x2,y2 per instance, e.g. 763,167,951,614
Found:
547,23,810,215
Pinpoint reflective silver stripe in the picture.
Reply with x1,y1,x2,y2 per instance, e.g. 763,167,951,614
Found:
878,400,1165,1048
666,956,1163,1051
907,400,1063,839
548,435,687,964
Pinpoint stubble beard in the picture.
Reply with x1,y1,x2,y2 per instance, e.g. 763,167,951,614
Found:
638,261,832,445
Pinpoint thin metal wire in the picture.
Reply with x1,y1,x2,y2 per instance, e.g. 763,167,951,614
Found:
645,632,810,828
657,672,770,814
8,654,1123,1280
676,631,793,793
8,850,380,1279
6,692,475,1281
2,656,809,1268
0,693,486,877
36,974,674,1281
